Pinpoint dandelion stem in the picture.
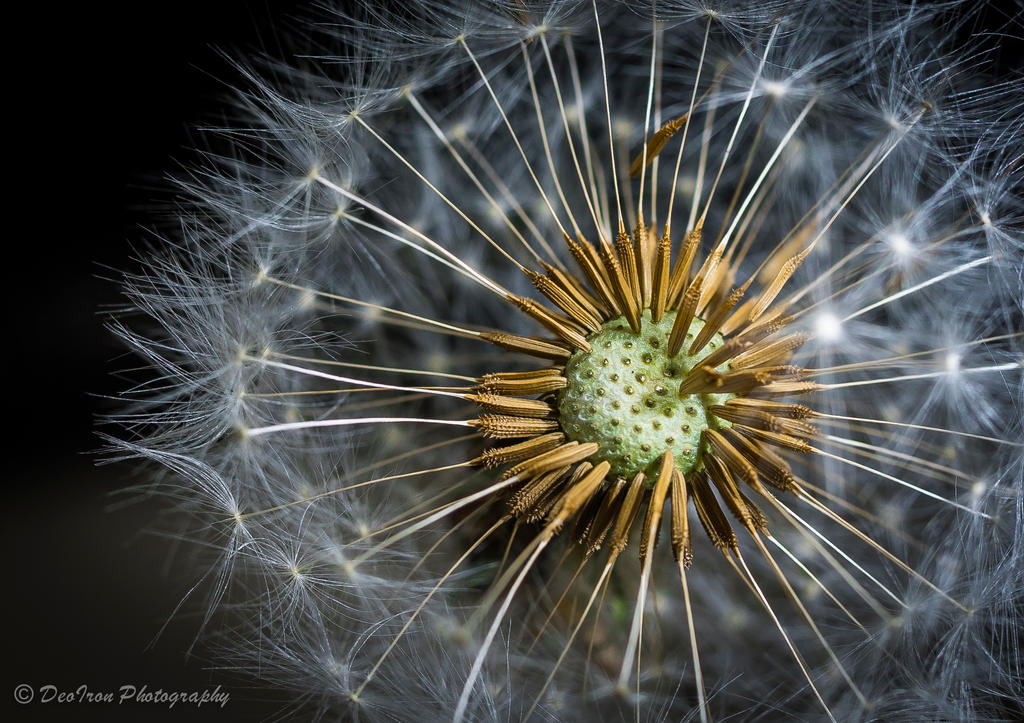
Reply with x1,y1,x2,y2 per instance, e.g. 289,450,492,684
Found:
458,36,571,240
404,90,550,266
315,175,509,296
823,362,1020,389
811,446,990,518
244,416,474,437
261,275,483,338
842,255,993,321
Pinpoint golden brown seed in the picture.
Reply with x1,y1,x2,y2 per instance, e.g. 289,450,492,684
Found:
628,112,688,177
474,372,567,395
703,453,758,534
703,428,760,491
471,414,561,439
565,234,619,315
467,393,556,419
509,466,570,517
508,296,591,351
599,241,641,331
607,472,647,554
527,269,602,331
470,432,565,468
639,451,675,564
481,332,571,361
502,441,598,480
669,469,692,567
667,219,703,304
547,461,611,530
690,474,738,553
581,477,628,554
616,228,641,307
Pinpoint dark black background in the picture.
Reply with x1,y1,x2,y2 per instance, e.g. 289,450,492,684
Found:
4,2,1021,722
7,3,292,720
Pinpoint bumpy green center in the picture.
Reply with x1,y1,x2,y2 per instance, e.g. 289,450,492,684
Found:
558,309,731,480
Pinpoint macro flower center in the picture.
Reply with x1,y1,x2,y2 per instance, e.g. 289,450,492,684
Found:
558,309,732,480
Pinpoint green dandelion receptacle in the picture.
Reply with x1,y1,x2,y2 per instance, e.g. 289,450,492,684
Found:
558,309,732,480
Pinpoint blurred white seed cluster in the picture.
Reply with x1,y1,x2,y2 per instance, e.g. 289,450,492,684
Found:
111,1,1023,720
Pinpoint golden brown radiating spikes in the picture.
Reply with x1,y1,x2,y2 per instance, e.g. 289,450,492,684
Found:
689,474,738,553
695,320,789,371
703,454,760,534
509,466,570,517
690,336,751,372
471,433,565,468
675,364,722,396
669,469,692,567
634,223,655,308
668,281,703,357
719,427,798,492
508,296,591,351
690,248,723,311
688,285,747,356
721,398,817,419
748,247,812,323
526,269,603,332
628,112,689,177
483,368,564,380
598,241,641,331
528,462,592,524
474,371,566,396
774,417,819,439
745,310,793,336
565,234,620,316
615,229,641,306
730,332,812,370
667,220,703,304
730,312,793,350
738,489,769,530
607,472,648,554
639,451,675,564
650,230,672,322
480,332,571,361
709,403,778,433
735,424,813,453
565,484,603,543
711,403,817,438
754,380,822,397
698,258,736,317
540,261,607,318
678,366,773,397
546,461,611,531
758,223,816,284
581,477,628,554
502,441,599,481
703,428,761,492
719,297,757,336
467,393,556,418
756,365,806,381
575,234,615,289
526,464,590,523
471,414,561,439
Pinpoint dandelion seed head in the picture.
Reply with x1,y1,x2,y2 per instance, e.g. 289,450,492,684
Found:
111,1,1024,720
